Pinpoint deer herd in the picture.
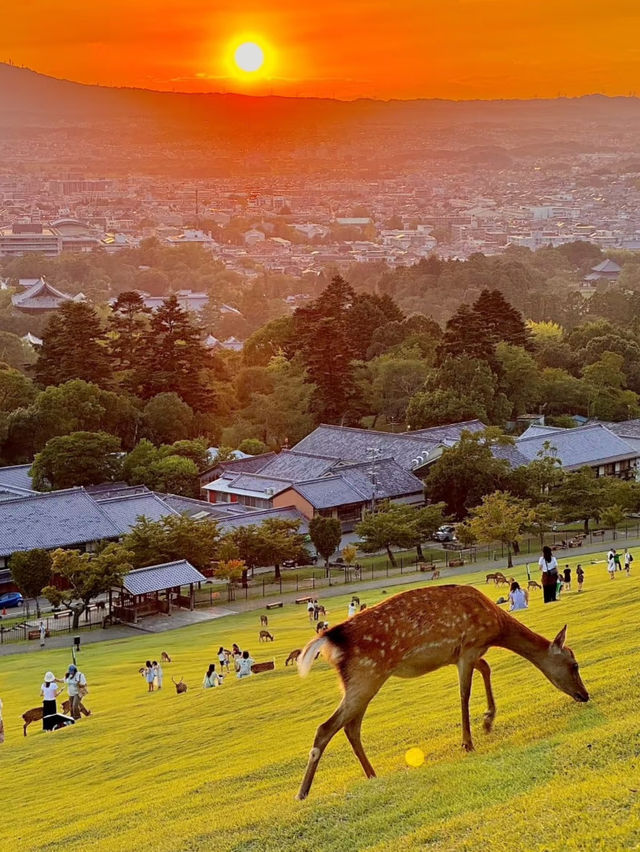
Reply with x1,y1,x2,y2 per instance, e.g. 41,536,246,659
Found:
487,571,541,591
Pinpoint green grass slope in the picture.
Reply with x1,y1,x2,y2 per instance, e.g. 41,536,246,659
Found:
2,556,639,851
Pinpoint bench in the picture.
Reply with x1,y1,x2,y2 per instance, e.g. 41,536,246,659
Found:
251,661,275,674
266,601,283,610
418,563,437,572
28,630,50,640
449,559,464,568
295,596,314,604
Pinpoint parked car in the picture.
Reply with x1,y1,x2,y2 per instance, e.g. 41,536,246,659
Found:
433,525,456,542
0,592,24,608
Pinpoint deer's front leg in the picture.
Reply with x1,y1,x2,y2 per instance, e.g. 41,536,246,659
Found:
457,658,474,752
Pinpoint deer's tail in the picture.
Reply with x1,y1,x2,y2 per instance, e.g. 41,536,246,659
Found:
298,635,342,677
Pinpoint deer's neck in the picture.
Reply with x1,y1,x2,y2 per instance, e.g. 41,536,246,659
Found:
496,614,550,670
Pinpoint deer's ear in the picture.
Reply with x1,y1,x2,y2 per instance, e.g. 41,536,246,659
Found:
552,625,567,650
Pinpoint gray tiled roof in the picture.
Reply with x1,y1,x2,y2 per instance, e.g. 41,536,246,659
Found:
0,489,120,557
408,420,486,441
288,476,368,509
518,424,565,440
94,492,179,534
337,459,424,499
200,452,276,477
291,425,441,470
220,473,294,495
516,424,638,469
257,451,336,480
160,493,253,519
11,279,72,309
121,560,206,595
0,464,35,492
604,419,640,439
491,444,532,469
216,506,309,533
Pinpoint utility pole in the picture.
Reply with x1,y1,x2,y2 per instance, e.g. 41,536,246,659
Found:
367,446,382,513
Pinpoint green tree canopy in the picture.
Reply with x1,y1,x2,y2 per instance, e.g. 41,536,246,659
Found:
42,544,132,629
9,549,52,616
467,491,533,568
309,516,342,570
30,431,121,490
34,301,111,388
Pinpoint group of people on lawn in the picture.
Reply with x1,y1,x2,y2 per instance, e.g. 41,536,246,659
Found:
39,664,89,730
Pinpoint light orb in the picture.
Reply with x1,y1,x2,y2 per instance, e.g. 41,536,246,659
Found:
405,747,425,768
234,42,265,73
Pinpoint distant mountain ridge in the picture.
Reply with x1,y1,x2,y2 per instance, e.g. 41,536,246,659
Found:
2,63,640,176
2,62,640,126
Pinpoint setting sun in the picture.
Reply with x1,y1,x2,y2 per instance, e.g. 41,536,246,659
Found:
234,41,265,74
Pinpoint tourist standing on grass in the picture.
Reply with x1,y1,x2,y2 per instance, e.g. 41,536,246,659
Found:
613,549,622,572
348,599,357,618
624,549,633,575
153,661,163,690
41,672,61,731
607,551,616,579
144,660,155,692
576,564,584,592
39,620,46,648
65,664,88,720
307,600,315,622
236,650,254,678
538,546,559,603
217,647,229,673
203,664,221,688
563,565,572,590
508,581,528,611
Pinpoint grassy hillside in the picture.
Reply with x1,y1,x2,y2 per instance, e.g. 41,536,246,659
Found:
2,555,639,851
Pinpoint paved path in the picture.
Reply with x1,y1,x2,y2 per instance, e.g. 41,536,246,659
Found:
0,535,626,657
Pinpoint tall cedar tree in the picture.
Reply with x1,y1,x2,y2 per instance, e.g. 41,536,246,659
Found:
137,295,214,411
473,289,530,349
34,301,111,388
294,276,359,423
108,291,151,393
438,290,529,365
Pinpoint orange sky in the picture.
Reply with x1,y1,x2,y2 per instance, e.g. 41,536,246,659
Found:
3,1,640,100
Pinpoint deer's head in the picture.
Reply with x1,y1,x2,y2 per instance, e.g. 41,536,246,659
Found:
544,625,589,702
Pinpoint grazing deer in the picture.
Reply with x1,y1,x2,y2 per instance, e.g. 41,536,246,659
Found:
259,629,274,642
22,699,91,735
495,575,510,586
260,615,269,627
528,580,542,590
171,676,188,694
485,573,500,584
430,569,440,581
286,649,302,666
295,584,588,800
161,651,172,663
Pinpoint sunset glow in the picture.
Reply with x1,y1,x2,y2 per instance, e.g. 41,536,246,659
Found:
3,1,640,99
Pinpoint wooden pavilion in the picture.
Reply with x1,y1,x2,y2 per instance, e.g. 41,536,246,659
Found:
110,560,206,623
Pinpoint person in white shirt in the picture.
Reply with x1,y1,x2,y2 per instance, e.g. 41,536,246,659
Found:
236,650,255,678
41,671,61,731
624,549,633,575
65,665,87,719
538,545,559,603
347,601,357,618
39,621,46,648
607,552,616,579
153,661,163,690
203,664,221,688
508,581,529,612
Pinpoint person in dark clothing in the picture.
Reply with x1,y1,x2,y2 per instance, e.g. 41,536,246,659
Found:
563,565,572,590
538,545,559,603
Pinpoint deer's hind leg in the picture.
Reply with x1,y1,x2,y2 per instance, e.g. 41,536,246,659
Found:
474,658,496,733
344,707,376,780
297,682,382,800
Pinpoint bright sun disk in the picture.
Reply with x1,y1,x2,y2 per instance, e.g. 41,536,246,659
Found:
234,42,265,73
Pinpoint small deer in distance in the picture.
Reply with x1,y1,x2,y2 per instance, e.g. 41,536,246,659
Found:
296,584,588,800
